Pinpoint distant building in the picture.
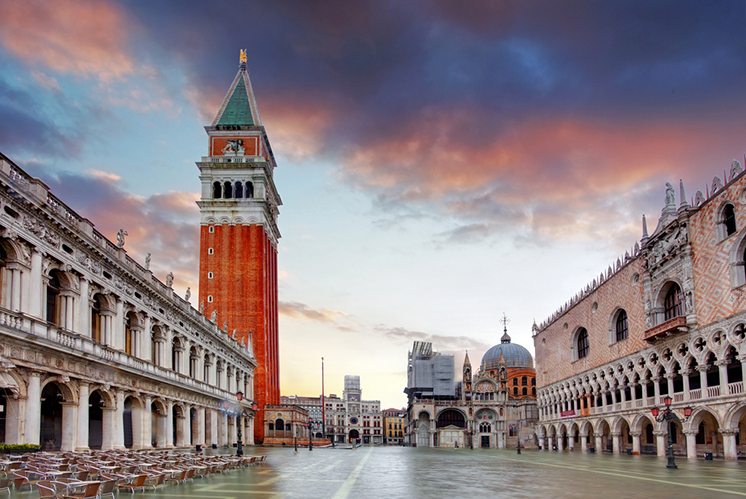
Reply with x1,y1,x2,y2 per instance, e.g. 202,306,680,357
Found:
404,326,538,449
382,408,406,445
262,404,309,447
324,376,382,445
281,395,324,439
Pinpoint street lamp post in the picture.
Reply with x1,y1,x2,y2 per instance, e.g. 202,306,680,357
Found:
516,420,522,455
651,395,692,469
309,418,313,451
235,391,244,457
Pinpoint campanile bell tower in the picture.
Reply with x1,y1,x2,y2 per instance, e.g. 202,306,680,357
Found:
197,50,281,443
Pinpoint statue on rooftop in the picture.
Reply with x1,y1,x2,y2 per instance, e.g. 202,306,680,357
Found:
116,229,128,248
665,183,675,207
144,253,151,270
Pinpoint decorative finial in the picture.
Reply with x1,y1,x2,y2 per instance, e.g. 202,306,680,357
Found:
239,49,247,65
500,313,511,343
679,179,689,209
642,214,649,239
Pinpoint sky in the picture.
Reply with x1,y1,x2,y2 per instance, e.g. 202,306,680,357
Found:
0,0,745,409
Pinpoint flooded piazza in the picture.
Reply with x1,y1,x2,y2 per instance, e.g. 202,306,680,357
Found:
13,447,746,498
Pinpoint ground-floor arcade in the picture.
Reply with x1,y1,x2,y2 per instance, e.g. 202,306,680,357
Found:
536,401,746,459
0,366,255,451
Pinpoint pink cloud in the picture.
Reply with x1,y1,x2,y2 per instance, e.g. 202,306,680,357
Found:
0,0,134,81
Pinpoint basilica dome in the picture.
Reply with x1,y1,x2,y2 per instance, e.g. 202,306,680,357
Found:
480,331,534,370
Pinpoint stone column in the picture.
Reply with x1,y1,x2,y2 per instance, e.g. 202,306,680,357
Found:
29,250,43,318
165,401,174,448
76,382,89,450
246,415,255,446
210,409,218,447
631,432,641,454
611,432,620,454
8,266,22,312
740,356,746,391
101,408,115,450
653,377,661,405
24,372,41,445
699,367,708,396
220,413,228,447
682,371,690,401
666,375,675,399
684,430,698,459
142,316,152,362
113,390,125,449
182,409,192,447
229,415,237,447
557,433,564,451
4,396,21,444
60,402,77,451
580,433,588,452
77,277,89,336
196,407,206,446
157,409,168,448
568,433,574,451
114,299,124,350
594,434,603,453
718,361,729,395
721,430,738,460
141,397,153,449
654,431,666,457
641,382,648,403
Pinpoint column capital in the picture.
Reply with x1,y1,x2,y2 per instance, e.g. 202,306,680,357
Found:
610,432,621,437
629,432,641,437
719,429,738,436
682,429,698,436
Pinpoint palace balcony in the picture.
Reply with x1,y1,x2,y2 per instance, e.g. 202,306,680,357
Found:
643,316,687,342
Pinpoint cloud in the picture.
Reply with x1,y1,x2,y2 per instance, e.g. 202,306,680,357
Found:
279,301,345,324
376,325,491,353
86,169,121,183
0,0,135,81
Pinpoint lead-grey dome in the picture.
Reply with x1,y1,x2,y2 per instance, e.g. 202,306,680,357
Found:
480,331,534,370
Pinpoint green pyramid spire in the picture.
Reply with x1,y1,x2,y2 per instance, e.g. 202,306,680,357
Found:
216,77,254,126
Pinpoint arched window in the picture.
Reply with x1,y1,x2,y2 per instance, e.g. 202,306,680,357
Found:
171,338,181,373
124,312,136,356
522,387,528,396
577,328,589,359
723,204,737,237
479,422,491,433
203,355,211,384
189,346,198,378
275,418,284,433
150,330,158,365
521,376,528,386
664,284,684,320
245,181,254,198
91,294,103,343
223,181,233,199
216,360,223,389
212,182,222,199
615,310,628,342
513,387,518,396
234,181,243,199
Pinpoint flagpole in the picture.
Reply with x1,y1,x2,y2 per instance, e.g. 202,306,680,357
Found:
321,356,326,444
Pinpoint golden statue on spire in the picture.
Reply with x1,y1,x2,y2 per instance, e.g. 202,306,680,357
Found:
239,49,247,64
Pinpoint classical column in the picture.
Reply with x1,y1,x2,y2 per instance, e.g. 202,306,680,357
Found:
611,432,620,454
197,407,206,446
114,299,124,350
60,402,78,451
220,413,228,447
139,397,152,449
568,433,574,451
631,432,641,454
28,250,43,318
557,433,564,451
76,382,89,451
113,391,125,449
594,434,603,453
77,277,89,336
653,377,661,405
721,430,738,460
699,367,708,396
157,408,168,448
8,266,22,312
210,409,218,447
141,316,152,362
666,375,675,399
718,361,729,395
684,430,697,459
580,433,588,452
641,382,648,403
246,415,255,446
654,431,666,457
682,371,691,401
24,372,41,445
229,416,237,447
182,410,192,447
4,396,21,444
165,401,174,448
101,408,115,450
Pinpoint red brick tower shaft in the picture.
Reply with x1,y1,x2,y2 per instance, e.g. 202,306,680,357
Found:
197,52,281,443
